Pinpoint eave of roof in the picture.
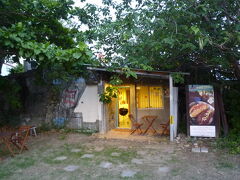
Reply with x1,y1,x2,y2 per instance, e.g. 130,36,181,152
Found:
87,66,190,79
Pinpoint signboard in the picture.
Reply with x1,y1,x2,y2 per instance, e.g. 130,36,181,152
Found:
187,85,216,137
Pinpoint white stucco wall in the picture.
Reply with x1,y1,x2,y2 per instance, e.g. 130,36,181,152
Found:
74,85,100,123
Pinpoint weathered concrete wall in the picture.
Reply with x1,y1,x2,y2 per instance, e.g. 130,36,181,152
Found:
53,78,86,128
1,71,101,131
43,78,100,131
19,73,52,126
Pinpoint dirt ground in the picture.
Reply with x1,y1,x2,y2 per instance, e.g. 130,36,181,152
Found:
0,131,239,180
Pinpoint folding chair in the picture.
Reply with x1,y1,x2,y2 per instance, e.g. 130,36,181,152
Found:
142,116,158,135
129,114,144,135
159,119,170,135
11,126,31,153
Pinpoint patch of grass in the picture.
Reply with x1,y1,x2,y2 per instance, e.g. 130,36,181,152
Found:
166,156,180,164
69,150,85,158
74,129,97,136
42,152,70,165
14,157,35,168
189,176,200,180
0,166,12,179
217,132,240,154
100,147,137,163
0,148,11,157
0,156,36,179
170,167,182,176
58,134,67,140
42,144,71,164
216,161,234,169
41,144,90,165
120,172,150,180
88,146,138,166
60,128,97,136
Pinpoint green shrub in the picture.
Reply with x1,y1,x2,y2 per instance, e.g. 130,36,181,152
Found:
219,83,240,154
217,130,240,154
0,78,23,126
8,64,24,74
38,122,53,132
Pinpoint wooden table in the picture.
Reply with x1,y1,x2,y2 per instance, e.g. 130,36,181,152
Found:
142,116,158,135
0,132,15,156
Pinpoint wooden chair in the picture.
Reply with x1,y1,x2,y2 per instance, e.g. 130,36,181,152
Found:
159,119,170,135
129,114,144,135
142,116,158,135
11,126,31,153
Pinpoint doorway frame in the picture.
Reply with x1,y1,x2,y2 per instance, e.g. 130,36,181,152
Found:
116,86,131,129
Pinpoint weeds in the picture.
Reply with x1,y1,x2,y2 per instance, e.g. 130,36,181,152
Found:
58,134,67,140
38,122,53,132
166,156,180,164
57,128,97,136
170,167,181,176
101,147,137,163
216,161,234,169
0,156,36,179
14,157,35,168
217,130,240,154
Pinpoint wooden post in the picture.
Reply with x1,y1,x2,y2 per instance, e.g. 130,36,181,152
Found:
169,75,174,141
130,84,136,122
99,80,106,134
215,88,228,136
214,87,221,138
186,85,190,136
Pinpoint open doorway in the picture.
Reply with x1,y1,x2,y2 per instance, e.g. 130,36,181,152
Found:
117,87,131,129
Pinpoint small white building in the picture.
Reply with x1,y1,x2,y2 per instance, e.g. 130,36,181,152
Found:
62,68,186,141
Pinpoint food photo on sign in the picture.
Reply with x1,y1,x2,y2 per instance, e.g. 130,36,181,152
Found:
188,85,215,126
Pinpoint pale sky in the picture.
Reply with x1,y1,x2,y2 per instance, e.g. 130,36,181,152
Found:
1,64,9,76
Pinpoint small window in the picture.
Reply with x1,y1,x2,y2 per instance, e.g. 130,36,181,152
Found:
136,86,164,109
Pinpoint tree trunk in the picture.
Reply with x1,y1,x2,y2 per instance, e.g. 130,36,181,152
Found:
233,60,240,80
0,57,4,75
215,88,229,136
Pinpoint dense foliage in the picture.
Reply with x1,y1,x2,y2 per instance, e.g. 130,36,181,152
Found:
8,64,24,74
99,75,123,103
91,0,240,81
0,77,22,126
218,83,240,154
0,0,99,125
0,0,98,79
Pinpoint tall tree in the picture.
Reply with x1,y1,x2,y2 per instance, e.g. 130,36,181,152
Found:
0,0,98,78
92,0,240,81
